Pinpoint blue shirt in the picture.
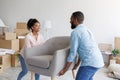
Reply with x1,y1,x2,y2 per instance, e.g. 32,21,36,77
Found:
67,24,104,68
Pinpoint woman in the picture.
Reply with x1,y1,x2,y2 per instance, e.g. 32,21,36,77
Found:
17,18,44,80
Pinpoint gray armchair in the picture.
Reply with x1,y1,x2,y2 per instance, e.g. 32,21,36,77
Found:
24,36,76,80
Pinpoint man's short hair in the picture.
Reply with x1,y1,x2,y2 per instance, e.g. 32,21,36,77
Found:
72,11,84,23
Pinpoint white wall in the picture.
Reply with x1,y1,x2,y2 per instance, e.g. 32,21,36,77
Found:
0,0,120,46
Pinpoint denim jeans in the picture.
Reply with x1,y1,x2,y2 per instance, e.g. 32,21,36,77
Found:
17,55,40,80
76,66,99,80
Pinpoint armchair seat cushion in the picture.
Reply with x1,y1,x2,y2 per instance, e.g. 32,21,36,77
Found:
27,55,53,69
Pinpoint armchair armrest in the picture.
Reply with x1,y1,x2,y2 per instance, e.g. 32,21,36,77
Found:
49,47,70,75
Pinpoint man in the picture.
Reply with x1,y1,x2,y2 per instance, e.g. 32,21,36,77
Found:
58,11,104,80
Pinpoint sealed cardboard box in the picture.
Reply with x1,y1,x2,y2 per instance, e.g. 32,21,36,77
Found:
98,43,112,52
4,32,16,40
116,57,120,64
0,55,11,73
14,29,29,36
17,22,27,29
115,37,120,50
0,35,4,39
19,38,25,50
11,51,20,67
110,55,120,64
2,55,11,69
0,39,19,51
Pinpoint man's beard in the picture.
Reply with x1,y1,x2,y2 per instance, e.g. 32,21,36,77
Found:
71,23,76,29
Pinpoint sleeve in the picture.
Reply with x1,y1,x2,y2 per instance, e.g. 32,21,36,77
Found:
67,31,79,62
24,36,32,48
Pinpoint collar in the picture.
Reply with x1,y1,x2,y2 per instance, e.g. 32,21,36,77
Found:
29,32,40,36
75,24,84,29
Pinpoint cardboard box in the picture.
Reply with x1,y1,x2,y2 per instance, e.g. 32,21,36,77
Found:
0,35,4,39
4,32,16,40
110,55,120,64
11,51,20,67
98,43,112,51
116,57,120,64
115,37,120,50
2,55,11,69
17,22,27,29
0,55,11,73
0,39,19,51
14,29,29,36
19,38,25,50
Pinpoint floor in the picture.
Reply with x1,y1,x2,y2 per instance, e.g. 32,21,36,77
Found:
0,66,118,80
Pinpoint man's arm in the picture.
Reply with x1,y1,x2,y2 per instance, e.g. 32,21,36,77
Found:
73,58,80,70
58,31,79,76
58,62,72,76
58,58,80,76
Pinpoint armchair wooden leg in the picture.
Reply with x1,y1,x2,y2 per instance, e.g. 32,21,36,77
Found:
72,70,75,79
51,76,55,80
31,72,34,80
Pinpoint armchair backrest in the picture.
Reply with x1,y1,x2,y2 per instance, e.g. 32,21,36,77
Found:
44,36,70,55
24,36,70,58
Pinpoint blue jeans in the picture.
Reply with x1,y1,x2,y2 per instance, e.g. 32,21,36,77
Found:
76,66,99,80
17,55,40,80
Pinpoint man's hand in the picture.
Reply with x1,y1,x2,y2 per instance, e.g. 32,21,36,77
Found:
58,68,67,76
58,62,72,76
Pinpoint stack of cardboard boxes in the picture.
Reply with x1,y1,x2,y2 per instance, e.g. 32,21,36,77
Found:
0,22,29,73
11,22,29,67
14,22,29,50
0,32,19,72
